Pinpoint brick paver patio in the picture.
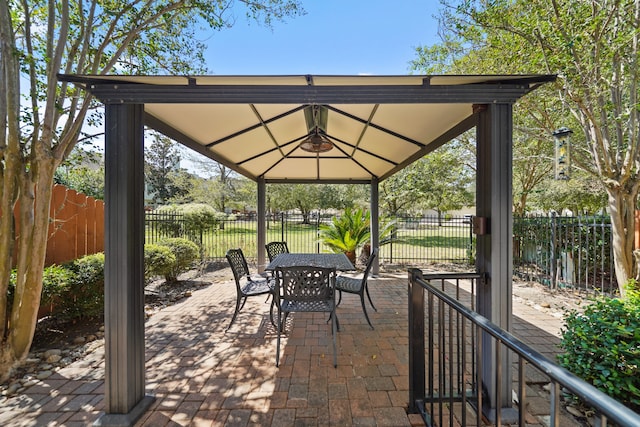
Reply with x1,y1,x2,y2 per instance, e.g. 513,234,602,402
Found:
0,270,567,426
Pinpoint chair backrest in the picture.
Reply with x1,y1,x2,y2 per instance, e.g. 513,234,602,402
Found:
362,247,378,279
226,248,251,284
277,266,335,303
266,241,289,262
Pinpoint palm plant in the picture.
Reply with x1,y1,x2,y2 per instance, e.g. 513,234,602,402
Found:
319,208,371,264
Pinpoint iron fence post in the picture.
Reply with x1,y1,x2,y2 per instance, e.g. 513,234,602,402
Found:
551,212,558,290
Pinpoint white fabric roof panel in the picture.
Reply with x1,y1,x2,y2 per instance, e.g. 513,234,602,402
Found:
60,74,555,183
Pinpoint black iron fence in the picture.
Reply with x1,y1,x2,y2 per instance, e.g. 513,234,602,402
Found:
513,214,615,294
145,212,475,264
145,211,616,293
408,269,640,427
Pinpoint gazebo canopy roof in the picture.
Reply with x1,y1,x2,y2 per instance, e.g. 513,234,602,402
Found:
60,74,554,183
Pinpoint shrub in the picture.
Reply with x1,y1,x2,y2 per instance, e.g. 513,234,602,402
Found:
41,265,72,315
155,204,225,235
157,238,199,282
144,244,176,282
558,291,640,411
63,253,105,319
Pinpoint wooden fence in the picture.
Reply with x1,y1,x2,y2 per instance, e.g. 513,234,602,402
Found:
45,185,104,265
11,184,105,266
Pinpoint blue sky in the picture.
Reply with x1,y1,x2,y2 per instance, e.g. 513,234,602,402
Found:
204,1,442,75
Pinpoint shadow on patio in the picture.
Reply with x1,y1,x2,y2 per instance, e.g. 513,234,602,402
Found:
0,269,570,426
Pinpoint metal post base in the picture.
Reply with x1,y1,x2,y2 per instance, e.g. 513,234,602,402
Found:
93,395,155,427
482,406,520,425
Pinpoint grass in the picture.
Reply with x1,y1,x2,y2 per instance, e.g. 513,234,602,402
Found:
147,219,473,264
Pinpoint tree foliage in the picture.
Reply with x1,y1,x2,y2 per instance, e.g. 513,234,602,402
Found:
380,144,474,216
55,147,105,199
145,133,183,204
268,184,368,223
0,0,303,382
414,0,640,294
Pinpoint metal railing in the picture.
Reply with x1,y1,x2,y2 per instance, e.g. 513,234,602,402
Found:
408,268,640,427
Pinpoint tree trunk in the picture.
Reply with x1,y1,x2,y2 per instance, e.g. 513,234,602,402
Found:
607,187,637,297
0,158,56,382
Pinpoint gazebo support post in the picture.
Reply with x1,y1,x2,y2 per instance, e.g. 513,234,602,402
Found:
257,177,266,273
474,103,518,423
370,177,380,275
95,103,154,426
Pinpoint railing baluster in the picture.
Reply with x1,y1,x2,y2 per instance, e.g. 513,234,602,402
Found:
461,315,467,427
550,381,559,427
448,302,454,427
439,295,445,427
518,357,526,427
428,289,434,421
476,323,482,427
495,338,502,427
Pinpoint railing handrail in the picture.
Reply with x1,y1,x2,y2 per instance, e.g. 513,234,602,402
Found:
410,268,640,426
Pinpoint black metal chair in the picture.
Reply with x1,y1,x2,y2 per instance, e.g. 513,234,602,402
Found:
225,248,274,331
335,247,378,329
265,241,290,322
266,241,289,262
275,266,337,367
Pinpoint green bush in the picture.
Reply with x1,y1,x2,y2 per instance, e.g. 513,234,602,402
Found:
155,203,225,235
144,244,176,282
157,237,199,282
559,291,640,411
63,253,105,319
41,265,73,315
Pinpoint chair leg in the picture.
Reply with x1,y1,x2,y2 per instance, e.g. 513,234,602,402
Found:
331,310,337,368
227,295,243,331
365,285,377,311
270,298,277,328
276,308,281,367
336,290,343,307
326,311,340,332
360,293,374,330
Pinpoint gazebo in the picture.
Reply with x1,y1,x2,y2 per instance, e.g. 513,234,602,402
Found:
59,74,554,425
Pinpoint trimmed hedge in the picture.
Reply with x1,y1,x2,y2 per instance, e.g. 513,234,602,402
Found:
156,237,199,282
64,253,105,319
144,244,176,282
7,237,199,324
559,289,640,411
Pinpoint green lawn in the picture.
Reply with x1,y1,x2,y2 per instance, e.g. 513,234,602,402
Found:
146,218,473,264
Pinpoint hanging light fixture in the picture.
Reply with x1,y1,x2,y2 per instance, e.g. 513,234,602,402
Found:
299,128,334,153
300,104,333,153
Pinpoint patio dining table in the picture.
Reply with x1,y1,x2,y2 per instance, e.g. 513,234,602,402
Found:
265,252,355,272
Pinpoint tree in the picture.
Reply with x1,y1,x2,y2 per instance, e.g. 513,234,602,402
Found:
182,151,255,212
531,171,607,215
0,0,303,382
55,146,105,200
268,184,323,223
380,167,425,216
267,184,365,223
380,144,474,218
145,133,183,204
413,146,474,222
418,0,637,295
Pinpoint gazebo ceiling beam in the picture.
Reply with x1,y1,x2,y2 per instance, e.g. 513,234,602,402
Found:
80,83,537,104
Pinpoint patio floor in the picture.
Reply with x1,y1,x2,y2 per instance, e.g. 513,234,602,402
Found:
0,269,568,426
